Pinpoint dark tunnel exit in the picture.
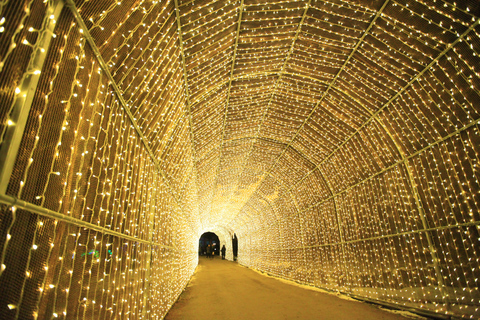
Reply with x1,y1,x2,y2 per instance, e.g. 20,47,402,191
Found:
199,232,220,256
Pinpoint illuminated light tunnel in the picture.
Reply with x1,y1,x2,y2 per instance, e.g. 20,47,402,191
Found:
0,0,479,319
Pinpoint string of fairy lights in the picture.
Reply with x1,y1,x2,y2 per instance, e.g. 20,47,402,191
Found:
0,0,479,319
0,0,199,319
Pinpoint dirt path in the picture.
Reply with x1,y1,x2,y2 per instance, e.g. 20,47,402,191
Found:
165,257,418,320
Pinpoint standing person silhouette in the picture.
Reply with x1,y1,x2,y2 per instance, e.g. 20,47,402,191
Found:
232,234,238,261
206,244,211,259
221,245,226,260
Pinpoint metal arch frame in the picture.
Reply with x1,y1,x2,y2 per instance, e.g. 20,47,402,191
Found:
211,164,306,215
196,138,340,272
1,2,478,317
141,179,161,318
284,113,480,300
244,198,282,233
372,116,450,298
288,21,480,194
228,165,302,225
188,70,326,108
0,5,180,317
188,69,380,120
312,167,348,289
206,151,332,243
243,200,281,256
196,135,327,228
295,115,480,216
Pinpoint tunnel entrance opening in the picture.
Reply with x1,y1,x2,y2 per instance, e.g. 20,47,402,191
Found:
199,232,220,257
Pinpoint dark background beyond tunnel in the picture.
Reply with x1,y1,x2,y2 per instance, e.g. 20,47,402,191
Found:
199,232,220,256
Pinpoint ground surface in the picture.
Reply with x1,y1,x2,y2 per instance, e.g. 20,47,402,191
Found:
164,257,418,320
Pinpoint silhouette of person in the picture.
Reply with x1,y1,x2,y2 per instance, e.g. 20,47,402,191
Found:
232,234,238,261
221,245,226,260
206,244,211,259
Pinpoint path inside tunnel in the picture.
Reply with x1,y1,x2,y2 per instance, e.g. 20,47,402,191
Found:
164,257,418,320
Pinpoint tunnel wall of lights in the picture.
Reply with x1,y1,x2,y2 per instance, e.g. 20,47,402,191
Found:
0,0,479,319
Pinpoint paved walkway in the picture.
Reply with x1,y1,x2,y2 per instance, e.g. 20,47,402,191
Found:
165,257,416,320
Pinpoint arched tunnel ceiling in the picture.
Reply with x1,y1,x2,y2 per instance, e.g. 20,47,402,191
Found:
73,0,480,231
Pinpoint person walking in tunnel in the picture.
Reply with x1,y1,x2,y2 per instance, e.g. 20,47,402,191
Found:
221,245,226,260
206,244,211,258
232,234,238,262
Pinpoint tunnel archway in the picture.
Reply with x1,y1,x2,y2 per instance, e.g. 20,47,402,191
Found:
198,232,220,256
198,227,234,261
